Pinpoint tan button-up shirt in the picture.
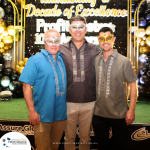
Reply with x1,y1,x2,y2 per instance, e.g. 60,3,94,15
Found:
94,50,137,119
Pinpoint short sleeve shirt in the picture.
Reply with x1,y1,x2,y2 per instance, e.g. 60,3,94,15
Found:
94,50,137,119
19,49,67,122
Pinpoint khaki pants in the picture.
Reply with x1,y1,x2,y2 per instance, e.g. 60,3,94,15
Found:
65,102,95,150
34,120,67,150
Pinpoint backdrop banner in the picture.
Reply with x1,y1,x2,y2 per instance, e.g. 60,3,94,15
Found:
0,121,150,150
25,0,127,58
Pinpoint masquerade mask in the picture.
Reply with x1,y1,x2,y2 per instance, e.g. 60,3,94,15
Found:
97,33,114,43
69,21,86,31
45,36,61,46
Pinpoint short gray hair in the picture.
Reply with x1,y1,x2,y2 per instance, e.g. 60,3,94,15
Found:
69,15,86,24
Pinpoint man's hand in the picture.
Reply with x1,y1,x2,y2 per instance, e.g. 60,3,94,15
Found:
125,109,135,125
28,110,40,126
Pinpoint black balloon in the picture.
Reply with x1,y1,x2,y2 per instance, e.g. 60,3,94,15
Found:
139,67,147,76
2,87,10,91
140,75,150,86
12,70,18,76
9,81,21,92
6,67,13,71
5,5,13,15
132,0,136,7
138,85,150,99
2,0,11,8
145,62,150,70
0,54,5,64
139,17,147,27
0,64,5,74
11,74,18,81
5,15,14,26
146,14,150,21
4,67,13,77
1,76,10,87
15,90,23,97
0,85,3,92
147,56,150,63
147,20,150,26
0,73,3,80
147,70,150,76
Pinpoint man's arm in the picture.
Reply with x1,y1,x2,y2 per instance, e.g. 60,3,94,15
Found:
125,81,137,125
23,83,40,126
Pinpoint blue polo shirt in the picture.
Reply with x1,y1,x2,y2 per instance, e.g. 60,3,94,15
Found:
19,49,67,123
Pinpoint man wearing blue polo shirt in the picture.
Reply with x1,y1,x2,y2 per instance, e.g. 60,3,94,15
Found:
19,29,67,150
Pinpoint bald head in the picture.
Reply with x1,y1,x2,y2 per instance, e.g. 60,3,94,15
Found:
44,29,60,40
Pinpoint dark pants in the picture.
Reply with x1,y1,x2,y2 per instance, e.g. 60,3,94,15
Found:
92,115,127,150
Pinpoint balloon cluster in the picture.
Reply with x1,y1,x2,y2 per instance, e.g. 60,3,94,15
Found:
131,1,150,99
15,57,28,74
0,0,21,60
0,21,15,57
138,56,150,99
0,53,23,97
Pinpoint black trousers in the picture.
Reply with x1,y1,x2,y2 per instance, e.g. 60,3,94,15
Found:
92,115,127,150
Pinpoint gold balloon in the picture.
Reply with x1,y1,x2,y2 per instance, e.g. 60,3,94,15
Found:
18,61,24,67
137,37,142,44
7,25,16,36
3,36,13,45
0,48,4,53
16,65,20,72
18,67,24,74
16,0,22,5
0,42,4,48
146,36,150,46
0,21,7,27
23,58,28,64
4,45,9,51
146,26,150,35
140,47,150,54
7,43,13,50
0,33,3,41
2,29,8,37
142,35,147,41
135,28,146,38
0,24,6,34
140,40,146,47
